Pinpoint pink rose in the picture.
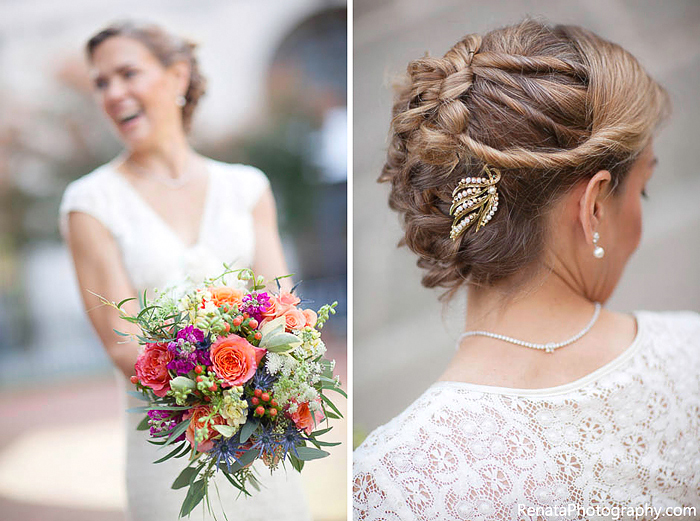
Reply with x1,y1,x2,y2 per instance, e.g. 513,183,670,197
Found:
261,297,291,321
302,309,317,328
283,308,307,331
134,343,172,397
277,291,301,307
210,335,265,387
288,399,325,435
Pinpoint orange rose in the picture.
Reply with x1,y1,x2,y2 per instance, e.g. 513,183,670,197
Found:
210,286,245,310
210,335,265,387
302,309,317,328
288,399,325,435
283,308,307,331
184,405,227,452
134,343,172,397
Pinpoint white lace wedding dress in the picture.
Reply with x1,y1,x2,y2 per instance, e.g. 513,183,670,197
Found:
353,310,700,521
60,158,311,521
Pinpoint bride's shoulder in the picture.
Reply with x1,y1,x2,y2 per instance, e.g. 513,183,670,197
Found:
636,309,700,344
63,162,116,195
205,159,270,208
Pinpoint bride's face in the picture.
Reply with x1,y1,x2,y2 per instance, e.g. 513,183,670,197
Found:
89,36,187,150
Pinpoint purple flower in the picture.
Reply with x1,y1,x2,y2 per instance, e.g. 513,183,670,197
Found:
177,326,205,344
148,410,186,441
241,292,272,322
167,358,196,375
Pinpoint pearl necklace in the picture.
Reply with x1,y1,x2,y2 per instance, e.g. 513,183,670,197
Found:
118,154,195,190
456,302,602,354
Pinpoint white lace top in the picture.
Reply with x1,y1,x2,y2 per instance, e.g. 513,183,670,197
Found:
353,310,700,521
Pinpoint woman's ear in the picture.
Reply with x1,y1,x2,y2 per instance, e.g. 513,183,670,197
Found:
169,59,191,97
579,170,612,244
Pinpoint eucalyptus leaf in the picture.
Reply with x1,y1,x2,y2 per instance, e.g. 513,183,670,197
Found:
239,420,258,443
163,419,190,448
294,446,329,461
128,390,149,402
172,465,200,490
260,316,285,339
289,454,304,472
179,478,206,517
127,405,190,413
153,441,187,464
262,332,302,353
169,376,196,392
227,448,258,473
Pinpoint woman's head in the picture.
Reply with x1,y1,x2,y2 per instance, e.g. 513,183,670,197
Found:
86,21,206,149
381,18,670,302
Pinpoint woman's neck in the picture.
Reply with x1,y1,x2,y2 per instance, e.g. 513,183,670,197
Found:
464,269,598,343
126,131,195,179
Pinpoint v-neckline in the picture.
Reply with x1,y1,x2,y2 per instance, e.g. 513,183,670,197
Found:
109,158,216,250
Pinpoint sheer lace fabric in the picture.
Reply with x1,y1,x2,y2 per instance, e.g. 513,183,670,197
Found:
353,311,700,521
60,159,311,521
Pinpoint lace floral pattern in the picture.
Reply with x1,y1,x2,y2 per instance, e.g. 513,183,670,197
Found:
354,311,700,521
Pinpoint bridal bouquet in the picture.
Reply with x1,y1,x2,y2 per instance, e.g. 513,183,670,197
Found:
99,266,344,519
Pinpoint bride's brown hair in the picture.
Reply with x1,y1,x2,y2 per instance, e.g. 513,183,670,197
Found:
86,21,207,132
381,17,670,297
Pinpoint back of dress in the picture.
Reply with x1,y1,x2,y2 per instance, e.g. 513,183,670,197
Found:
354,310,700,521
60,158,311,521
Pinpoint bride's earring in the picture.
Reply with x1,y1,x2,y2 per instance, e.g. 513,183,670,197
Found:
592,232,605,259
176,95,186,107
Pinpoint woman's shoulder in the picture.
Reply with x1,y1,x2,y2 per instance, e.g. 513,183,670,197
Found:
62,162,117,198
206,158,270,207
636,309,700,350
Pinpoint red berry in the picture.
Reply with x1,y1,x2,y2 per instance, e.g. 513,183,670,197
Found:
261,392,270,402
254,332,262,341
204,396,211,402
233,316,243,327
194,366,203,374
248,318,258,329
254,389,262,398
251,397,260,406
270,399,278,408
255,406,265,416
209,384,218,392
196,376,203,382
130,376,138,384
243,312,250,319
269,408,278,417
224,322,231,333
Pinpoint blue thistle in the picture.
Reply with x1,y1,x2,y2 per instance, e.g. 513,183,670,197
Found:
279,423,307,460
250,365,277,390
210,433,247,473
250,423,281,458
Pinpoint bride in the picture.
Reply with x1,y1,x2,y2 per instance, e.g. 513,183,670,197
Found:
354,18,699,520
60,21,311,520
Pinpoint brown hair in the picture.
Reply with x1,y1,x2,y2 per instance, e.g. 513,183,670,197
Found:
381,17,671,297
86,21,207,132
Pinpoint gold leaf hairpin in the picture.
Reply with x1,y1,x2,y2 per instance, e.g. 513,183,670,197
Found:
449,165,501,240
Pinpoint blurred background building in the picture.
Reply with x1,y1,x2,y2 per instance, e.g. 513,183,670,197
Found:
0,0,346,520
354,0,700,442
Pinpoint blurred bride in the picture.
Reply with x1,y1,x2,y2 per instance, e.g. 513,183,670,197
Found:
59,21,310,521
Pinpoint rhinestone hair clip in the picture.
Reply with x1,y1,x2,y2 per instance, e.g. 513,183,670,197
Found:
449,165,501,240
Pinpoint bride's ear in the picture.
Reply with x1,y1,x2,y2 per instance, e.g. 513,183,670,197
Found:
578,170,612,244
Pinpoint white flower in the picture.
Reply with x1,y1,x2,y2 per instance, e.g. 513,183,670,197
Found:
220,387,248,430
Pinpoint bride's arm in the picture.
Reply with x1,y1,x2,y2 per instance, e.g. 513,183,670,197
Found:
251,186,293,292
65,211,142,379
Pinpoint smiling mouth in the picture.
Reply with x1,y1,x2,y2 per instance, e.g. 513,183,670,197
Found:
118,111,143,125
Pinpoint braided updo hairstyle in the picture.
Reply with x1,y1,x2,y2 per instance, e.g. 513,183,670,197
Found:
381,18,671,297
86,21,207,132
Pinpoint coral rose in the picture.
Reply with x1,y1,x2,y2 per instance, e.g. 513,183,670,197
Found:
134,343,172,397
283,308,307,331
184,406,228,452
210,286,245,310
260,297,290,321
278,291,301,307
302,309,317,328
210,335,265,387
289,399,325,435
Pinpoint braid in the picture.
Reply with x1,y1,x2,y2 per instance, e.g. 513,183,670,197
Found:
381,17,671,296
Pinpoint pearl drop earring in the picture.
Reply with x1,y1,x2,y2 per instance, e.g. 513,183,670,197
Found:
176,95,186,107
592,232,605,259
